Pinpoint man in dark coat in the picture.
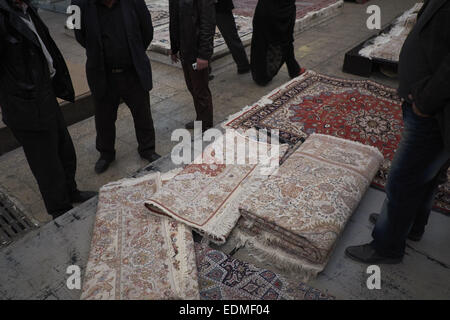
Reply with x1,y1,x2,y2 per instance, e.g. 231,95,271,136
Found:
169,0,215,131
250,0,303,86
346,0,450,264
215,0,250,74
0,0,96,219
72,0,160,174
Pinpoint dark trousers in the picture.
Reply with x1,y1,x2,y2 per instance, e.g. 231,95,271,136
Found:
372,102,450,258
93,69,156,161
283,42,301,78
216,10,250,71
181,61,214,129
10,107,77,218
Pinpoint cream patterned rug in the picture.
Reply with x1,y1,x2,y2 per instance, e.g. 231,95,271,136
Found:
237,134,383,281
81,173,199,300
145,132,287,244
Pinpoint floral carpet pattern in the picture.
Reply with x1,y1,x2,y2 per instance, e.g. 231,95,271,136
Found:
224,70,450,214
195,244,335,300
81,173,199,300
237,134,383,280
145,132,287,244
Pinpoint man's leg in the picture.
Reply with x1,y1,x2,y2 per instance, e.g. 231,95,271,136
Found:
372,103,450,258
118,71,156,157
93,77,121,162
282,42,301,78
11,123,73,218
182,61,214,129
216,10,250,73
54,108,78,196
346,102,450,263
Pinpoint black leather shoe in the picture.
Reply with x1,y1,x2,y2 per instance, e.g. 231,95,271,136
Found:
185,121,195,129
237,66,251,74
141,151,161,163
95,158,114,174
345,243,402,264
369,212,378,225
70,190,98,204
369,213,424,242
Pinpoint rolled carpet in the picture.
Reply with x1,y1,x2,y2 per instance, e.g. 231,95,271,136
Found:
237,134,383,281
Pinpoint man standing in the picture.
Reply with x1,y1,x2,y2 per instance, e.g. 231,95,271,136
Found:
73,0,160,174
346,0,450,264
215,0,250,74
0,0,96,219
169,0,215,131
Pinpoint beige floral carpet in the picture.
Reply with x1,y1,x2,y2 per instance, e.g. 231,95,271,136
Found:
81,173,199,300
237,134,383,280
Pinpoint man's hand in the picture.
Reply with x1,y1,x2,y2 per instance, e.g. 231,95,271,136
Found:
170,50,179,64
408,94,431,118
196,58,209,71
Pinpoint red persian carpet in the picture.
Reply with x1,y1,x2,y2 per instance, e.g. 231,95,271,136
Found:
225,71,450,214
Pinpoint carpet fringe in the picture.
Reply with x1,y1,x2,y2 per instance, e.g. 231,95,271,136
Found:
145,200,241,245
100,172,161,192
299,0,344,23
160,167,184,182
234,228,321,283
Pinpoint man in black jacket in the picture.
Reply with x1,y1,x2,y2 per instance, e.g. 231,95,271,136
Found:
346,0,450,264
169,0,215,131
215,0,250,74
0,0,96,219
73,0,160,174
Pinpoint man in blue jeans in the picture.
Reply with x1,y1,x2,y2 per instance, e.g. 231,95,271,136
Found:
345,0,450,264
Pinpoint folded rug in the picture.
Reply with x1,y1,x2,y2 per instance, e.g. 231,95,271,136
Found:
195,243,335,300
237,134,383,281
145,132,287,244
81,173,200,300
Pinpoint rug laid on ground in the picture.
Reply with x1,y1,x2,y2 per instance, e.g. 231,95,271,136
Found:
233,0,343,21
195,243,335,300
150,15,253,55
146,0,171,27
236,134,383,280
146,0,342,57
358,3,423,63
145,131,287,244
224,70,450,214
81,173,200,300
